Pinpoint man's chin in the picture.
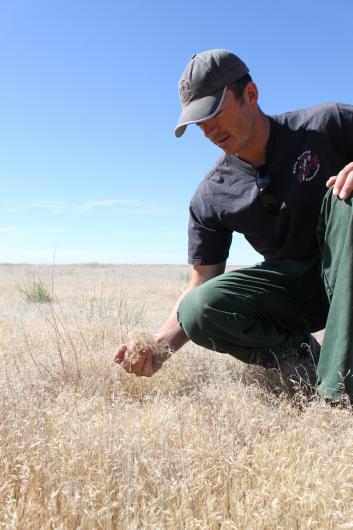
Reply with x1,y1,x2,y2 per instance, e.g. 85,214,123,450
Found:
220,145,235,155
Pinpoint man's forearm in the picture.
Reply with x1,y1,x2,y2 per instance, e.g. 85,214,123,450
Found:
155,287,193,352
154,263,225,354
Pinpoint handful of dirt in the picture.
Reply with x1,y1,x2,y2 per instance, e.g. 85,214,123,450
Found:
124,330,171,365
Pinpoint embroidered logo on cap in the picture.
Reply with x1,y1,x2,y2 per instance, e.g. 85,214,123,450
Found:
293,150,320,183
179,80,192,105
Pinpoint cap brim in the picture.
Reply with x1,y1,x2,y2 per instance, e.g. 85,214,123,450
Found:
174,86,227,138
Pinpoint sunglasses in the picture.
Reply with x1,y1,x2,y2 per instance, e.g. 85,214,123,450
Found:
255,168,279,215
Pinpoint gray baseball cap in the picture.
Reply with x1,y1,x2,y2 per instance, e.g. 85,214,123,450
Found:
175,49,249,138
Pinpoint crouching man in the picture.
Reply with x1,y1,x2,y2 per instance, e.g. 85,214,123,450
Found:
115,49,353,402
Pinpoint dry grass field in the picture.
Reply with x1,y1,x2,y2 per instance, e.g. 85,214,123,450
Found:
1,263,353,529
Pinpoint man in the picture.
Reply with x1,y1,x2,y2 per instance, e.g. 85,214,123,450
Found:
115,49,353,402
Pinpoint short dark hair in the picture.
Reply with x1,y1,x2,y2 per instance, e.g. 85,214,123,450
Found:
229,74,253,101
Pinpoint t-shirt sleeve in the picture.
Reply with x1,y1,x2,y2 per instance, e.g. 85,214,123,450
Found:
337,103,353,160
188,192,232,265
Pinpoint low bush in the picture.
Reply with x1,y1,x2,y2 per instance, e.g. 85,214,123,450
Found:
20,278,52,303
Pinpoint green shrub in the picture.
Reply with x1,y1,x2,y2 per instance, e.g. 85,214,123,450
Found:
20,278,52,304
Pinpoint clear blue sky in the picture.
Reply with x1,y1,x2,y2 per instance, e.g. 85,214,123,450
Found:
1,0,352,264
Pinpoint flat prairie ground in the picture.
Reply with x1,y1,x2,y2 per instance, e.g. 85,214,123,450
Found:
1,263,353,530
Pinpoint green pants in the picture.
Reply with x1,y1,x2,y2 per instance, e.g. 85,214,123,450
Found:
177,189,353,401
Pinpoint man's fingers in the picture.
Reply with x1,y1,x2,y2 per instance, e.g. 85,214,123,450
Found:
128,350,150,376
337,169,353,200
140,354,154,377
114,342,170,377
137,353,164,377
115,346,154,377
333,162,353,199
114,344,127,363
326,175,336,188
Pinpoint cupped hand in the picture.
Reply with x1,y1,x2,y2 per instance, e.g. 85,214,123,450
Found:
114,343,168,377
327,162,353,200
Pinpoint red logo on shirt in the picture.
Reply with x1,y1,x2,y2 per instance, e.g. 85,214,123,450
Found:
292,150,320,183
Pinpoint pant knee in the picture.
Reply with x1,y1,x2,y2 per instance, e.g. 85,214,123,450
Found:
177,285,214,347
177,281,250,348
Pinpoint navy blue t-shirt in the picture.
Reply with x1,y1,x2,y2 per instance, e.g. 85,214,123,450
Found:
188,103,353,265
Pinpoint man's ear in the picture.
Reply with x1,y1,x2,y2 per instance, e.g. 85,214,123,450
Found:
244,82,259,107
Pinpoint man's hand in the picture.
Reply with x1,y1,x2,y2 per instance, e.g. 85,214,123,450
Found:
113,263,226,377
326,162,353,200
114,343,169,377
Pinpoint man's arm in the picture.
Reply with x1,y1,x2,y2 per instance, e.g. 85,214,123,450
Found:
155,262,226,350
114,261,226,376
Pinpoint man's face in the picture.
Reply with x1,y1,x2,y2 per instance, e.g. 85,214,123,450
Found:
197,85,258,156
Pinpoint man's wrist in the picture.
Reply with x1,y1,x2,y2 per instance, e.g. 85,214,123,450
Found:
155,332,188,354
154,334,174,357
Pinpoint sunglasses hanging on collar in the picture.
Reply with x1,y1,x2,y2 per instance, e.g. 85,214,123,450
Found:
255,166,279,216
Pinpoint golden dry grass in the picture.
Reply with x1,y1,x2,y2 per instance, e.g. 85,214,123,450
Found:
0,264,352,529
